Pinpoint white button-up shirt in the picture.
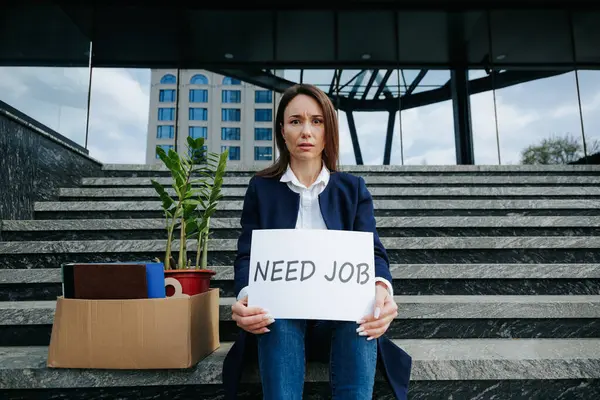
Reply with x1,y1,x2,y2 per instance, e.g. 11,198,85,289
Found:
237,164,393,300
280,163,330,230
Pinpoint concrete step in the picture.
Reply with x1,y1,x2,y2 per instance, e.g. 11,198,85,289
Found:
80,175,600,187
3,262,600,299
1,339,599,399
2,236,600,253
2,264,600,300
3,295,599,324
102,163,600,174
32,199,600,220
5,216,600,241
59,186,600,200
1,295,599,346
1,237,599,268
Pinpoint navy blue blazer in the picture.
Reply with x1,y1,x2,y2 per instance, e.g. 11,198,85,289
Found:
222,171,412,399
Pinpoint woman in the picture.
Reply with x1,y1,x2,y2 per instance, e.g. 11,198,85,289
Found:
222,84,412,400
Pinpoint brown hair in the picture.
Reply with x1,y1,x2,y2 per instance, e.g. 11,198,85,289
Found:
256,84,339,178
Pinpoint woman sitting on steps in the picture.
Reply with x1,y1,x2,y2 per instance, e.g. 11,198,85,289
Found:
221,83,412,400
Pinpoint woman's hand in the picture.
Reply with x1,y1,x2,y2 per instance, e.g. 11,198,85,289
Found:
231,296,275,335
356,282,398,340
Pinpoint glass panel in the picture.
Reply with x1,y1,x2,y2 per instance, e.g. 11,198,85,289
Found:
569,70,600,161
87,67,151,163
0,65,92,148
495,70,582,165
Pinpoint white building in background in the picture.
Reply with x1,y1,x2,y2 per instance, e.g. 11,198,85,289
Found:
145,69,281,167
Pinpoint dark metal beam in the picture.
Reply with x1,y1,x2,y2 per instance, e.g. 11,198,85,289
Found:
373,70,394,100
406,69,428,95
208,68,568,116
362,69,379,100
383,111,396,165
337,70,367,93
333,69,568,112
346,111,363,165
208,68,297,92
451,68,474,164
328,69,341,95
349,70,367,99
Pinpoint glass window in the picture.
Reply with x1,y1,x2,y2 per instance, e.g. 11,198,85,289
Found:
160,74,176,84
157,125,174,139
221,145,241,160
255,127,273,141
222,108,241,122
189,126,207,139
189,108,208,121
221,127,241,140
158,108,175,121
222,90,241,103
189,89,208,103
159,89,176,102
156,144,174,158
255,109,272,122
255,90,273,103
254,146,273,161
190,74,209,84
223,77,241,85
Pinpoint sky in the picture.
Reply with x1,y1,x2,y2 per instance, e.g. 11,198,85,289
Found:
0,66,599,166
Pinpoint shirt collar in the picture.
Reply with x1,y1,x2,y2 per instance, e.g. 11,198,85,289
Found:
280,163,330,190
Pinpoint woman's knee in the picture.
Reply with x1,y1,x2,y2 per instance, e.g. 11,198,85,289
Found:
332,321,377,360
257,319,306,347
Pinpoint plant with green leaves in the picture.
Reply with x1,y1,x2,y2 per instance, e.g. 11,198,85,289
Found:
151,137,228,270
188,142,228,270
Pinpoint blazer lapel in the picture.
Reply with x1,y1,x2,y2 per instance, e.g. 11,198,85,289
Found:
318,173,342,230
275,181,300,229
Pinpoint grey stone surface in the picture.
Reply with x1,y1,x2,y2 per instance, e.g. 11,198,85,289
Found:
1,218,234,232
7,216,600,233
0,268,63,283
2,236,600,255
4,160,600,395
2,295,599,325
0,111,102,220
2,264,600,284
61,186,600,198
33,198,600,212
378,215,600,227
102,163,600,173
1,339,600,389
389,263,600,279
7,380,596,400
34,201,241,212
82,175,600,186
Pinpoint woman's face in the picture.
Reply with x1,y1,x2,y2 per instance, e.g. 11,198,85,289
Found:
281,94,326,163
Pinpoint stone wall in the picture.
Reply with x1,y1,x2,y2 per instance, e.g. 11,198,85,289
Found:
0,101,102,220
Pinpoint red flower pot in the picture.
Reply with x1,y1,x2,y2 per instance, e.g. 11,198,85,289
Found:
164,269,216,297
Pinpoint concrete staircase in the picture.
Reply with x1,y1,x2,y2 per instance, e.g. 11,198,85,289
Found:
1,164,600,399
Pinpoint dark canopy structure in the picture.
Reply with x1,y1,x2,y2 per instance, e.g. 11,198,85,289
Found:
2,0,599,164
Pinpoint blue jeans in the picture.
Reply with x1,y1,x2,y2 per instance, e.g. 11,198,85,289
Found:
257,319,377,399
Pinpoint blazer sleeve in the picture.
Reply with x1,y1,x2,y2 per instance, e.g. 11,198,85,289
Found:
354,176,393,283
233,176,260,297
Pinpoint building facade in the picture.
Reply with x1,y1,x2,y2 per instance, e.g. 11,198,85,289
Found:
145,69,280,166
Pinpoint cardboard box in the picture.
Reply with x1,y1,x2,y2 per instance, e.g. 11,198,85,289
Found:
47,288,220,369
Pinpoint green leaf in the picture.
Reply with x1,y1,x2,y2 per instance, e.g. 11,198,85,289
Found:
151,179,175,210
183,199,203,206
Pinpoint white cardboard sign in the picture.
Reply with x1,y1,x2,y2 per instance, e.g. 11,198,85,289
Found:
247,229,376,321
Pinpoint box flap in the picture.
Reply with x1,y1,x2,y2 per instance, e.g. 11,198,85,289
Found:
190,289,220,364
